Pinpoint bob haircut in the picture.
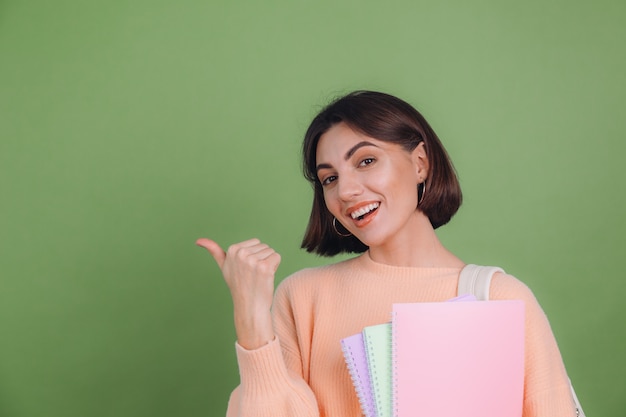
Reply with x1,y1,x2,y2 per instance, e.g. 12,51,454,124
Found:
301,90,462,256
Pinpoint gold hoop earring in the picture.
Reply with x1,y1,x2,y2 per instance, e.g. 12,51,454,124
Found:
332,217,352,237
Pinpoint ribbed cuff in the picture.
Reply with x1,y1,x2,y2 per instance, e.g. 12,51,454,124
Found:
524,386,577,417
235,337,292,397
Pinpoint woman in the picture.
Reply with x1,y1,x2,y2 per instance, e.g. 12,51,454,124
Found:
197,91,576,416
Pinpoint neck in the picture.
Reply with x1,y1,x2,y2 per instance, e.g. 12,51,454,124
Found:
367,214,464,268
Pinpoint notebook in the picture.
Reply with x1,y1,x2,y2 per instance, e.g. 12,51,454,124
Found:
340,332,377,417
363,323,392,417
340,294,476,417
392,300,525,417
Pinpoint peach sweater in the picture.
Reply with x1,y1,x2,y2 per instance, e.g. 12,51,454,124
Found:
226,253,575,417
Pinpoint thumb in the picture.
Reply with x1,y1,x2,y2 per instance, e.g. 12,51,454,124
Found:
196,238,226,269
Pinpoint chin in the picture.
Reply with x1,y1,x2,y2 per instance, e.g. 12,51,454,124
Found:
353,234,386,249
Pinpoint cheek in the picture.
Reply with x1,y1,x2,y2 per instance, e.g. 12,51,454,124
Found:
322,189,341,215
384,169,419,206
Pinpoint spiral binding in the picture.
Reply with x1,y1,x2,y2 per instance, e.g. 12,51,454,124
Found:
340,338,376,417
365,335,383,417
363,324,392,417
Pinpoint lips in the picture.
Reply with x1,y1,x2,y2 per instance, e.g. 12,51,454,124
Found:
349,202,380,219
346,201,380,226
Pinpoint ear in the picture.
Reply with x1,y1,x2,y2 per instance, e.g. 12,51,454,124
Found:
411,141,429,182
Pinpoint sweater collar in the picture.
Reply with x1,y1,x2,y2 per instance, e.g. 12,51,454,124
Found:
350,251,463,281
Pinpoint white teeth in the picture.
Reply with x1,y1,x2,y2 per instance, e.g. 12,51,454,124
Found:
350,203,380,219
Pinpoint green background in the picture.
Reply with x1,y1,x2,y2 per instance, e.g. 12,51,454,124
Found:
1,1,624,416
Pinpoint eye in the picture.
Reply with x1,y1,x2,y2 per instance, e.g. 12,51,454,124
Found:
359,157,375,167
321,175,337,186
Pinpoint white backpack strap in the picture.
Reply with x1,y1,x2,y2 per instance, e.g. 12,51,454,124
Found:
570,379,585,417
457,264,504,301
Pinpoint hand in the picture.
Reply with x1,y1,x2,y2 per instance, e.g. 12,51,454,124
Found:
196,237,280,349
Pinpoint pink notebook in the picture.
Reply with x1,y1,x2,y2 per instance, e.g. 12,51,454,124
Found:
392,300,525,417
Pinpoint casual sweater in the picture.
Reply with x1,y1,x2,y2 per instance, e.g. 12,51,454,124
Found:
225,253,575,417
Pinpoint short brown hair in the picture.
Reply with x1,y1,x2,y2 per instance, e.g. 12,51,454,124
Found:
301,91,462,256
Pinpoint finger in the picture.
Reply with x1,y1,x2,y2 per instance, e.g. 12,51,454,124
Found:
195,238,227,269
227,239,268,259
249,246,278,261
235,238,261,248
240,243,271,256
266,252,281,273
253,249,281,272
242,252,281,278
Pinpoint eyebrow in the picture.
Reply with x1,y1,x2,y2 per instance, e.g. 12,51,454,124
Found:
316,141,379,172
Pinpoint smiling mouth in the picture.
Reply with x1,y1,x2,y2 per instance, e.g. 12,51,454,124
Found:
350,202,380,221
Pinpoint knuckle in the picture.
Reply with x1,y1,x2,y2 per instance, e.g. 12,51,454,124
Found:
256,265,268,275
226,243,239,256
257,260,274,275
235,246,252,260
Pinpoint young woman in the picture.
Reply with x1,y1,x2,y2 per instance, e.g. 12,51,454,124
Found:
197,91,576,417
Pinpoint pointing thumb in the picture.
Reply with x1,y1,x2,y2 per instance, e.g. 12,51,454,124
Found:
196,238,226,269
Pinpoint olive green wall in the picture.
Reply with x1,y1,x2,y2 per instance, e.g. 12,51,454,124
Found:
1,1,624,416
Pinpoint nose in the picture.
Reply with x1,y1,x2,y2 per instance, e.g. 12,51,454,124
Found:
337,173,363,201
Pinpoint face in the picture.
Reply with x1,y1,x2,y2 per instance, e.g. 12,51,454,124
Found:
315,122,428,250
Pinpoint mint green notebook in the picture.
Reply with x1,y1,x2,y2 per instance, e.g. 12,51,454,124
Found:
362,323,392,417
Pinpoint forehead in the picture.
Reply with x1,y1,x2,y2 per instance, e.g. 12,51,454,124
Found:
317,123,384,159
316,122,402,163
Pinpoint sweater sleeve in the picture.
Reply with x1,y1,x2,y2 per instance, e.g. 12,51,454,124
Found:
225,277,320,417
491,273,576,417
